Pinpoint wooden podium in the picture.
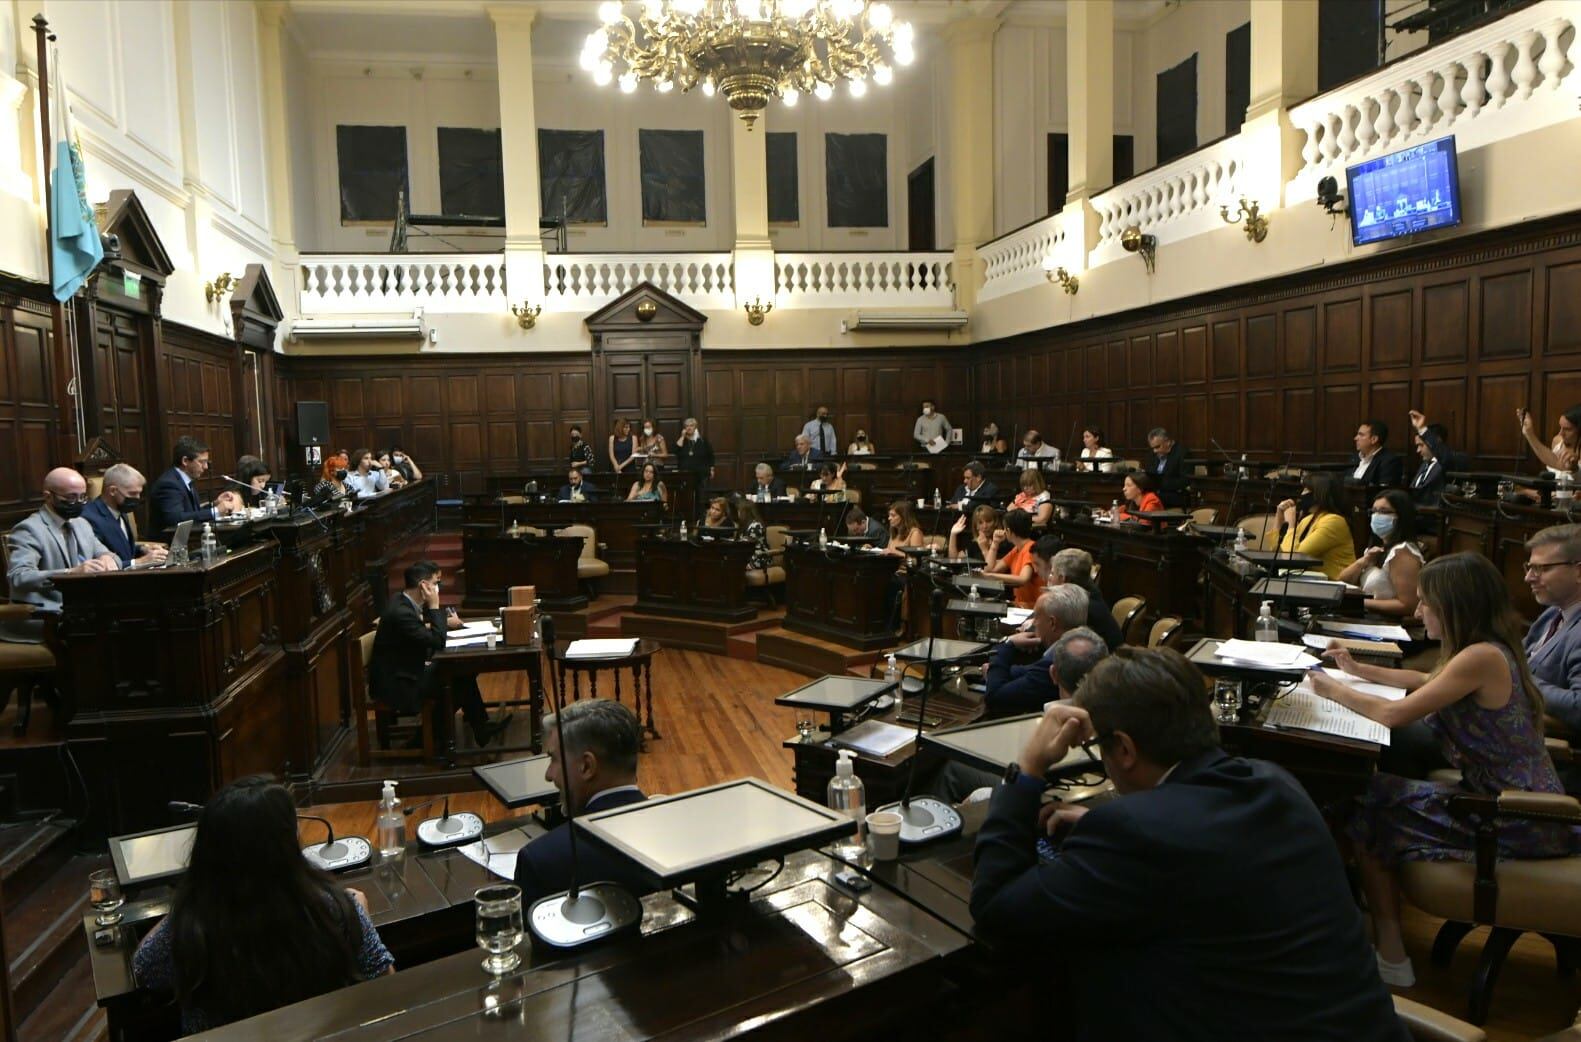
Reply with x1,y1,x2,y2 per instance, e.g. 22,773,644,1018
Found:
633,535,756,621
782,544,901,649
460,525,587,612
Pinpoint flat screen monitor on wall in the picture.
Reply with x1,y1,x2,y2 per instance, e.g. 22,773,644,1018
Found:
1346,135,1463,247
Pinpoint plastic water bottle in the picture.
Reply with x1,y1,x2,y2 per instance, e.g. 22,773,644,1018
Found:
1254,600,1279,642
932,488,942,509
826,750,867,863
1559,472,1576,506
968,584,980,602
1239,453,1249,479
376,780,405,861
1051,447,1062,470
199,523,217,564
678,520,688,540
884,653,902,714
818,528,828,549
1110,499,1120,522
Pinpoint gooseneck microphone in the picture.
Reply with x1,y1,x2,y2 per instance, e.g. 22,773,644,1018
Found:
299,813,372,872
527,615,642,949
407,793,485,848
877,587,962,845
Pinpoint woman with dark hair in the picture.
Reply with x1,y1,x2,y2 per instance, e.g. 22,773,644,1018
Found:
132,776,393,1032
1519,403,1581,477
1315,553,1577,986
702,496,735,530
949,504,1009,565
979,420,1009,457
880,500,926,556
1337,489,1424,616
1275,471,1356,579
235,456,272,506
808,461,847,500
636,417,668,462
626,461,668,506
733,499,773,571
1115,472,1162,523
1078,426,1115,473
983,509,1043,609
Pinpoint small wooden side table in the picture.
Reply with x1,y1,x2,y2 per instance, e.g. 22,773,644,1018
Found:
547,639,663,743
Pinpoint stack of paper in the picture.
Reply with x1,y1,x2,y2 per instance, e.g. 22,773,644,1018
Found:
455,827,532,881
1214,639,1319,670
832,720,915,758
565,638,639,659
447,620,501,648
1316,667,1407,701
1313,620,1411,642
1002,607,1034,626
1264,683,1392,744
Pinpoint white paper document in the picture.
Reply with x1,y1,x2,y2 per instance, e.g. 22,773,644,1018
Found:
446,635,497,648
455,827,532,882
832,720,915,758
1215,639,1317,669
1313,620,1411,641
450,621,500,639
1002,608,1034,625
565,638,639,659
1264,684,1392,744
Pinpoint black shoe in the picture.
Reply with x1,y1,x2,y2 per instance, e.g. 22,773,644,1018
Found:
473,712,514,747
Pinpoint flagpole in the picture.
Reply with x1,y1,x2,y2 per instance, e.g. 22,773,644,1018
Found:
33,15,80,457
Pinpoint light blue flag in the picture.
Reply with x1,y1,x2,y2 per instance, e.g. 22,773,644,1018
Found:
49,56,102,302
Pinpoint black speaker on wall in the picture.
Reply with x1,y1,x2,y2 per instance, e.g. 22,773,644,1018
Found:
296,401,329,445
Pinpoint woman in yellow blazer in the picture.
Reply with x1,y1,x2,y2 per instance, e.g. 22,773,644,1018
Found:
1276,471,1357,579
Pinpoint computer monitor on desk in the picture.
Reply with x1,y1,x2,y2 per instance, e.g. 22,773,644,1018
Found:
109,822,197,890
473,754,557,810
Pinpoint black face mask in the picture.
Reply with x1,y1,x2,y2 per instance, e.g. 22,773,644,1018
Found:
119,496,142,513
1298,492,1314,511
53,499,84,520
335,469,348,482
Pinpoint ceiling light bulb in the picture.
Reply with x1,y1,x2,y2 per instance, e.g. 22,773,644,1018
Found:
642,0,664,17
594,65,614,86
781,0,814,15
620,72,639,93
598,1,623,24
814,81,833,101
892,21,914,46
589,29,610,51
847,78,867,98
894,42,914,66
656,79,674,93
580,48,598,71
737,0,764,19
782,88,799,107
835,0,862,20
873,64,892,86
676,0,704,14
702,78,716,96
868,3,892,30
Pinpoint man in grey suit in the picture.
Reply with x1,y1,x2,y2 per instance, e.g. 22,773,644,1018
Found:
1526,526,1581,759
4,468,121,642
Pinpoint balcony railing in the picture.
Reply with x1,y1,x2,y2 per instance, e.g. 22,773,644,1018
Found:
1088,135,1249,264
774,252,954,308
978,211,1073,303
300,255,507,316
541,253,735,309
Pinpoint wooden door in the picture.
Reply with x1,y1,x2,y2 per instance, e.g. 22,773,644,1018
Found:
91,310,159,473
604,350,692,433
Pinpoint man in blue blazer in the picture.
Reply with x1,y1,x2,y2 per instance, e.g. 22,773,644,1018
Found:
147,436,242,537
971,647,1408,1042
984,584,1088,718
515,699,651,906
1525,527,1581,775
82,464,167,568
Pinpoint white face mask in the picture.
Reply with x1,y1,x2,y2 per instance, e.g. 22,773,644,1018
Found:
644,427,654,436
922,407,933,416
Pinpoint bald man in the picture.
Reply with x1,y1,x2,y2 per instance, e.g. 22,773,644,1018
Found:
3,468,120,642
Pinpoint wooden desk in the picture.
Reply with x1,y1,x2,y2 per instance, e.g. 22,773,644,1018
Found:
469,500,665,591
431,643,547,761
547,639,661,741
782,545,902,650
1054,518,1210,624
1437,492,1560,623
633,535,755,621
487,469,704,523
460,525,586,612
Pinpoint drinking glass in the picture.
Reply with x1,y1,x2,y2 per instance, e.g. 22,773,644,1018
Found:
475,884,524,975
1497,479,1515,500
89,869,124,926
796,718,816,743
1213,679,1242,724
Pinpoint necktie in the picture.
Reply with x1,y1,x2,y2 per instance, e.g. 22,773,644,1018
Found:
1538,612,1565,653
123,515,134,549
64,523,82,565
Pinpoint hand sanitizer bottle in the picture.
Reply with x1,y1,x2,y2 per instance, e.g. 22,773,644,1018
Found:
376,780,405,861
199,523,217,564
826,751,867,863
1254,601,1279,642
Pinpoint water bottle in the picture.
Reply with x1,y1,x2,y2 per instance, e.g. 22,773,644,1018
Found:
884,653,903,714
1231,529,1251,576
1110,499,1120,522
818,528,828,549
199,523,217,564
1559,471,1576,507
1051,447,1062,470
826,750,867,863
1239,453,1249,479
376,780,405,861
1254,600,1279,642
933,488,942,509
967,584,980,602
678,520,688,540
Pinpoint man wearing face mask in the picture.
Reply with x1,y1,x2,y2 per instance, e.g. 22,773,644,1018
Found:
83,464,169,568
3,468,122,643
913,400,952,452
799,407,838,459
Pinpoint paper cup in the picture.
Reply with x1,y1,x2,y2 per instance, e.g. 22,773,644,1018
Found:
866,810,903,861
915,498,926,508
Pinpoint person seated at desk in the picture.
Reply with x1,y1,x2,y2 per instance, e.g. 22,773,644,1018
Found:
1524,525,1581,744
978,420,1009,458
2,467,122,642
626,462,668,506
609,418,637,477
747,463,786,500
1146,427,1190,508
386,447,422,483
782,434,824,471
951,460,999,509
949,505,1008,566
984,585,1089,718
880,500,926,556
370,453,405,490
1077,425,1116,473
801,406,839,458
1041,544,1125,650
82,463,168,569
1115,472,1163,523
1314,553,1578,987
558,467,597,503
1337,490,1424,617
972,649,1408,1042
514,699,651,906
848,429,875,456
842,505,887,546
807,462,847,500
1275,471,1357,580
1406,410,1451,507
701,496,736,531
913,399,951,451
369,561,510,748
236,455,277,502
1519,403,1581,480
131,776,394,1034
312,452,351,503
733,500,774,572
1009,468,1052,526
1350,419,1404,487
148,435,242,534
1017,429,1057,466
982,509,1042,609
344,448,390,498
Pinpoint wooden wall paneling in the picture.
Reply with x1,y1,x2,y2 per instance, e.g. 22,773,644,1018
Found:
1282,387,1317,457
1422,280,1470,363
1245,390,1278,452
1282,305,1316,376
0,305,59,526
1210,391,1241,450
1321,384,1362,451
1128,335,1151,386
1476,264,1534,360
1474,372,1532,460
1210,319,1240,380
1545,256,1581,356
1368,289,1413,369
1418,378,1468,443
1244,313,1276,379
1321,297,1363,372
1155,330,1181,386
1181,325,1207,383
1367,382,1412,437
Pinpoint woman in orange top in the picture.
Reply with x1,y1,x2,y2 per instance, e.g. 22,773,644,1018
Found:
983,509,1043,608
1117,472,1164,523
1010,469,1053,527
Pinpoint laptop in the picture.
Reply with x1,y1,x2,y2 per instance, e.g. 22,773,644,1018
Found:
166,520,193,566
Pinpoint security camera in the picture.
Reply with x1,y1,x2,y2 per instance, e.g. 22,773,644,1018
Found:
1316,176,1347,215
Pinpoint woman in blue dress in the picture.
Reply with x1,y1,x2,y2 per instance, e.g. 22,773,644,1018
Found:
608,418,636,476
625,461,668,507
1313,552,1576,987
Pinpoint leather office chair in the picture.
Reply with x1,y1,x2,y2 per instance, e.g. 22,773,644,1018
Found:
0,606,54,735
1232,513,1281,550
559,524,610,593
1392,996,1486,1042
1531,1010,1581,1042
352,629,434,765
1111,596,1147,646
1398,791,1581,1024
1190,507,1218,526
745,525,788,601
1146,615,1184,649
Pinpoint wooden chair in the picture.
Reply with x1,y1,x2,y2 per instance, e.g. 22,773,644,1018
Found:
351,629,434,765
1111,596,1147,646
745,524,788,601
1190,507,1218,526
1232,513,1281,550
1399,791,1581,1024
1146,615,1184,649
0,606,54,735
1392,996,1486,1042
559,524,610,592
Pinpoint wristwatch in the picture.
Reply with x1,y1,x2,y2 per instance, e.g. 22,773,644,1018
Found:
1002,761,1022,784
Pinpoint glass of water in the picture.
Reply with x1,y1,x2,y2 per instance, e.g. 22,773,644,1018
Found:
1213,679,1242,724
475,884,524,975
795,718,816,743
89,869,124,926
1497,479,1514,500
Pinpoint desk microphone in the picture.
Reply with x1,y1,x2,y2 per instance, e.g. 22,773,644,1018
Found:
527,615,642,949
298,814,372,872
1062,419,1080,473
167,800,204,820
406,794,485,848
218,474,258,495
876,587,962,845
1207,438,1246,547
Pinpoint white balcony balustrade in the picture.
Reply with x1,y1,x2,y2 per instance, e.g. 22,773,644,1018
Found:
1088,137,1250,266
541,254,735,310
773,253,954,309
299,255,507,316
978,212,1074,303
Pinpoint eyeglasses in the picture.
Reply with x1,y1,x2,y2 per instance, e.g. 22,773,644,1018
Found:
51,495,88,505
1526,560,1581,575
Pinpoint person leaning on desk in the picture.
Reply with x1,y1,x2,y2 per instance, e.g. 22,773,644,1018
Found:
970,647,1408,1042
558,467,598,502
1275,471,1357,580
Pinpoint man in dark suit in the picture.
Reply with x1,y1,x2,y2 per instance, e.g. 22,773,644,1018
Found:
368,561,508,748
781,434,824,471
971,647,1408,1042
842,506,888,547
515,698,651,906
1035,541,1125,649
557,467,598,502
1350,419,1405,487
147,436,242,536
950,461,1000,508
747,463,786,499
985,585,1088,717
82,464,167,568
1525,527,1581,775
1146,427,1189,508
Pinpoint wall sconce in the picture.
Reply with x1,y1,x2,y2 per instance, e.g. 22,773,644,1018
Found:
204,272,235,304
1040,255,1078,295
510,302,542,329
744,297,773,326
1220,197,1269,243
1121,226,1157,274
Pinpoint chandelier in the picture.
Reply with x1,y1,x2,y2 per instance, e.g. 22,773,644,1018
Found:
581,0,914,128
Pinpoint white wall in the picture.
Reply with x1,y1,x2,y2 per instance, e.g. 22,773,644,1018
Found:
282,20,319,252
1130,0,1250,173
